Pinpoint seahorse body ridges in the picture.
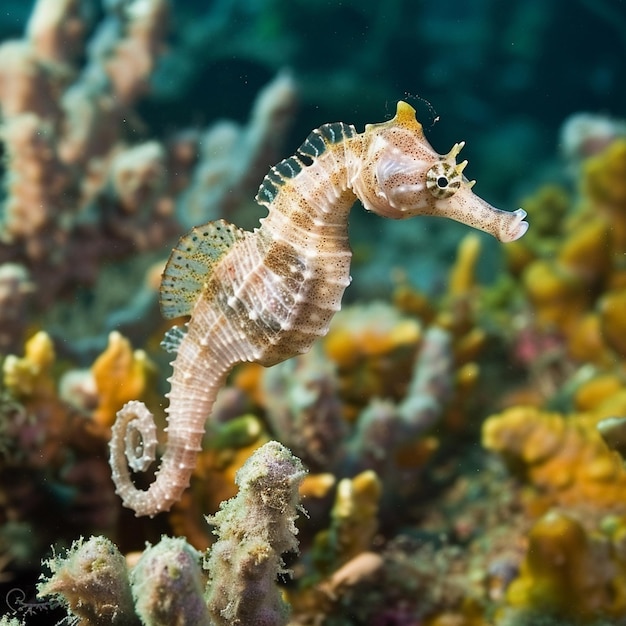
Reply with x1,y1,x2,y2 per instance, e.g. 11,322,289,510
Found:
109,101,528,516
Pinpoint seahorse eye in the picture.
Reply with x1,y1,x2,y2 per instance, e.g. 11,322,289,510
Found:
427,162,461,199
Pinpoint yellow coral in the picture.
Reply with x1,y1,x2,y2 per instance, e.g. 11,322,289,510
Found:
324,302,421,367
502,141,626,369
91,331,156,427
583,138,626,255
332,471,381,557
567,312,614,366
313,470,382,576
448,233,481,297
599,287,626,358
2,330,55,398
584,138,626,209
574,373,624,412
522,259,590,331
323,302,421,419
557,214,612,280
483,405,626,511
506,511,626,619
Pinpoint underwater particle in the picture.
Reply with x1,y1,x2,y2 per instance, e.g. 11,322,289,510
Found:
37,535,136,625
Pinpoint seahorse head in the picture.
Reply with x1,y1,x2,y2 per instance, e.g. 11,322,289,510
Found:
351,101,528,242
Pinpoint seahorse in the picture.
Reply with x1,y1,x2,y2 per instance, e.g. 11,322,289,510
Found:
109,101,528,516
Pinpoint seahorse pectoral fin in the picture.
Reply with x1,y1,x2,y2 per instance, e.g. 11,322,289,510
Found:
160,324,187,354
160,219,246,319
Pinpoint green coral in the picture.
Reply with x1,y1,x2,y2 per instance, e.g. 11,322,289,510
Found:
204,440,307,626
131,537,209,626
35,442,305,626
38,535,137,625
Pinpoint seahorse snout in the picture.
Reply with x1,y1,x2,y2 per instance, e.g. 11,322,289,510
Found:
499,208,529,242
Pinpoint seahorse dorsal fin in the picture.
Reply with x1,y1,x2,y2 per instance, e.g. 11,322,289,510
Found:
159,219,245,319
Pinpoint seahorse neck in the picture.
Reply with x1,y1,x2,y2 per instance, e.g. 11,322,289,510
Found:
256,136,362,245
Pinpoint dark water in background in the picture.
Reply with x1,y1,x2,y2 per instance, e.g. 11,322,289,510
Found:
4,0,624,194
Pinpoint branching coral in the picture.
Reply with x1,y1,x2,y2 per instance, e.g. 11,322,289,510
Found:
36,441,305,626
0,0,298,358
204,440,306,626
0,0,176,306
38,535,136,625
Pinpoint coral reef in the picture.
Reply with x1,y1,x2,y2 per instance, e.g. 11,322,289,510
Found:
0,331,118,577
38,535,136,625
0,0,175,305
3,1,626,625
482,405,626,512
35,441,305,626
0,0,297,359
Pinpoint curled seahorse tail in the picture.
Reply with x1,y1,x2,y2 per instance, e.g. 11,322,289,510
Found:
109,399,206,517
